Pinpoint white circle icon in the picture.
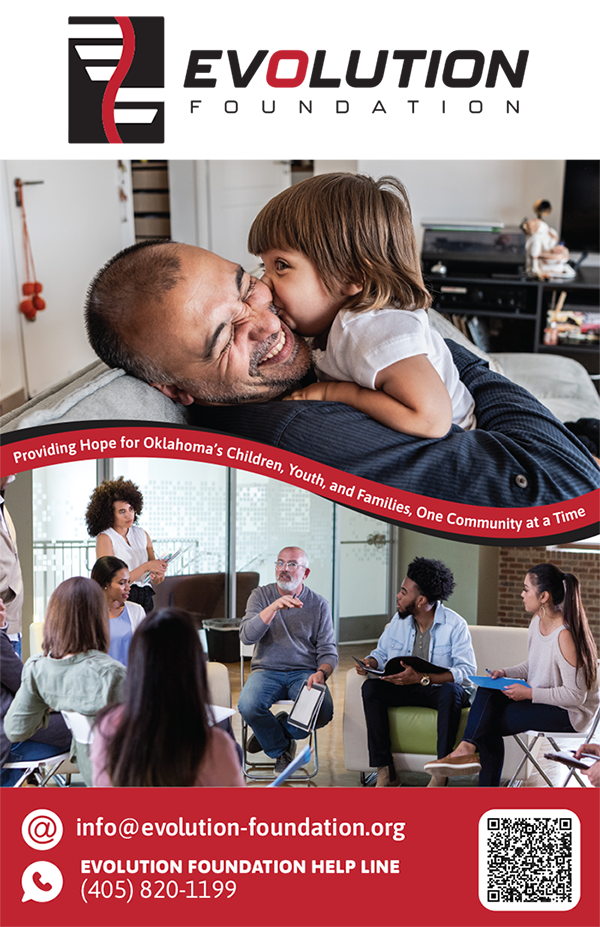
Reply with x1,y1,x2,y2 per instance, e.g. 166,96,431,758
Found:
21,861,63,903
21,809,63,850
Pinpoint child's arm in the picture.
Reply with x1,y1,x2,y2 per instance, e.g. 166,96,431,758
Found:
285,355,453,438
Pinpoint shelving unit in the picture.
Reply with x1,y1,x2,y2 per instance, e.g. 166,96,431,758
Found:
131,160,171,241
426,266,599,377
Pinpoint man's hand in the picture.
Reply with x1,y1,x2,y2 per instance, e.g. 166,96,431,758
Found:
274,595,303,611
259,595,303,625
502,683,532,701
306,671,324,689
356,656,377,676
382,662,421,686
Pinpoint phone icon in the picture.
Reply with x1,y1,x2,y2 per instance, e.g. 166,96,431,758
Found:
32,871,53,892
21,861,63,903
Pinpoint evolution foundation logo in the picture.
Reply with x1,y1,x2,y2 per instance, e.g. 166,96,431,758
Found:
68,16,164,143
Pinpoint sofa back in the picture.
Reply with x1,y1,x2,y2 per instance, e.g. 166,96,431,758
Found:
469,625,528,676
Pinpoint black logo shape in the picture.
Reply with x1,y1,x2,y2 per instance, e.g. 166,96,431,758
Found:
69,16,164,143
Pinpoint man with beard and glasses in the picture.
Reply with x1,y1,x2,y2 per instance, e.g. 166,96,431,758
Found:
357,557,476,788
82,239,599,510
85,241,311,406
238,547,337,774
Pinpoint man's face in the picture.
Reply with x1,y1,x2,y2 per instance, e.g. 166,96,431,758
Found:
396,577,421,619
137,245,311,404
275,547,310,595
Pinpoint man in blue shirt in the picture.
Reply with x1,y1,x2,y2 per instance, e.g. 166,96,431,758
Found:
357,557,476,787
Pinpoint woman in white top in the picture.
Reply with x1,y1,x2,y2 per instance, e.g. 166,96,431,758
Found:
85,477,167,612
91,557,145,666
424,563,598,786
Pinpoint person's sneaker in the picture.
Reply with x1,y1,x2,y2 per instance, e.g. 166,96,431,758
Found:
424,754,481,777
376,765,400,787
246,711,289,754
274,741,297,774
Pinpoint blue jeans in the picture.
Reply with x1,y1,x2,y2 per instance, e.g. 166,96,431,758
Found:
1,741,69,787
462,687,575,786
238,670,334,758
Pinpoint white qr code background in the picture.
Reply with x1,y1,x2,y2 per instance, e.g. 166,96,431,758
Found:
479,809,581,911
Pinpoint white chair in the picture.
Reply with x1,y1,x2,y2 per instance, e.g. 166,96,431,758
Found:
2,750,72,787
207,661,233,712
507,703,600,788
239,641,319,781
61,711,94,745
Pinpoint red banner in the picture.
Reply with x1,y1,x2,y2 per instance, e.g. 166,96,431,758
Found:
1,786,598,927
2,424,599,544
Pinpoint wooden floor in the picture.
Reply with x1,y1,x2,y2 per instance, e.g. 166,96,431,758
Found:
227,644,599,789
38,643,597,789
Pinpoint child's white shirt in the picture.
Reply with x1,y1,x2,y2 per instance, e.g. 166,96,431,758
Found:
315,306,476,430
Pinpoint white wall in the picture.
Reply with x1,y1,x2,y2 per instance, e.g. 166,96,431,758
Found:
314,160,358,175
0,162,27,402
1,160,134,400
359,160,566,248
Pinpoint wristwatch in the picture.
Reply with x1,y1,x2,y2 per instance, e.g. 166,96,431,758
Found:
420,674,431,686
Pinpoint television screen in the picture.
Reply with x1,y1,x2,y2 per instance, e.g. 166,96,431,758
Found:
560,160,600,254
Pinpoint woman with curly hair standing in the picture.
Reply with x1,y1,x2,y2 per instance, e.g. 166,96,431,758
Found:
85,477,167,613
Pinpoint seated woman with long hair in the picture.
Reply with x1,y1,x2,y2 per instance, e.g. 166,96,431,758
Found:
425,563,599,786
91,556,145,666
91,608,245,787
4,577,126,786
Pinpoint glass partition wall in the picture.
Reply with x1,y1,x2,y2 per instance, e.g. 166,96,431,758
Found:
32,458,396,643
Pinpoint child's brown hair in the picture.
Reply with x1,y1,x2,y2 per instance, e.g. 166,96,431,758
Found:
248,172,431,313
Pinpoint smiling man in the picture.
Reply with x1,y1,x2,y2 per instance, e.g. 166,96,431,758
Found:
83,239,600,512
85,240,311,405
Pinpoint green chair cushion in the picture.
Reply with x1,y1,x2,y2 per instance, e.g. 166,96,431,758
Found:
388,706,470,755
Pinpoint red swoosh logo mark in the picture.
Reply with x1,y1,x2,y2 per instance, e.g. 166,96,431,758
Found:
102,16,135,144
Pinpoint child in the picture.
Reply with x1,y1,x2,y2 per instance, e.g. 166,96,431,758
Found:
248,173,475,438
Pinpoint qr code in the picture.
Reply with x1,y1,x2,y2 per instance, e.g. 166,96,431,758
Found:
479,810,580,911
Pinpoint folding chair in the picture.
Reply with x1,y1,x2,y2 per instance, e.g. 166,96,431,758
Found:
60,711,94,746
2,750,71,788
239,641,319,781
507,704,600,788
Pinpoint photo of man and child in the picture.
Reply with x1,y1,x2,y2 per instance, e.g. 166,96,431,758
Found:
3,162,599,510
1,159,599,794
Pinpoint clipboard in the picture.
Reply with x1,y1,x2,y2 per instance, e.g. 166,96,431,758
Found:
468,675,531,690
543,750,597,771
288,682,326,733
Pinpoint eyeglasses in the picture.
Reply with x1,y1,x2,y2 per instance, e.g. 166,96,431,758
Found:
274,560,306,571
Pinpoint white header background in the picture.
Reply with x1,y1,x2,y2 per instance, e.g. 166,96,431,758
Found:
1,0,599,159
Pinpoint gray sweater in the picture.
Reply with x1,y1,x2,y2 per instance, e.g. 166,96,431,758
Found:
504,615,599,732
240,583,338,674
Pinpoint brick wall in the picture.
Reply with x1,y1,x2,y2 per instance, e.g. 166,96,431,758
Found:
497,548,599,647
